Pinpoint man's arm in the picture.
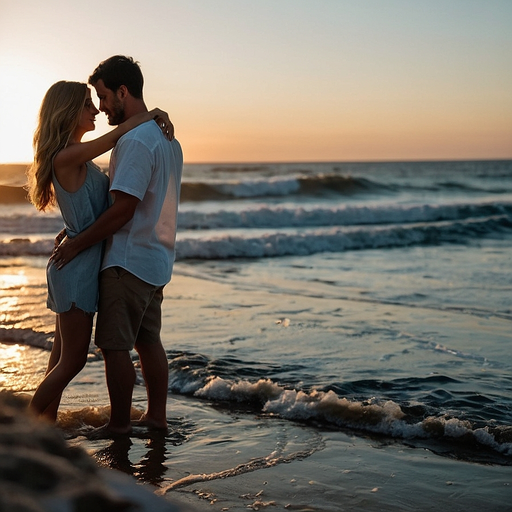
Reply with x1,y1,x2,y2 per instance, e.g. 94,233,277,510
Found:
50,191,139,270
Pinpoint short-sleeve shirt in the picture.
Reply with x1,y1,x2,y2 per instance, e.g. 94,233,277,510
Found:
102,121,183,286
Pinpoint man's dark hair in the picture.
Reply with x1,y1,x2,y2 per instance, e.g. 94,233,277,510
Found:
88,55,144,99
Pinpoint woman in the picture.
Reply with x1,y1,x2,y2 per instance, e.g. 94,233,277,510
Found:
27,80,172,420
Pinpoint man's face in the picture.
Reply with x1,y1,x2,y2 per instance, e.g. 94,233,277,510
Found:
93,79,125,125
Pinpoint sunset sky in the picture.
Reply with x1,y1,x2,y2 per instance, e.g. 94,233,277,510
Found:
1,0,511,164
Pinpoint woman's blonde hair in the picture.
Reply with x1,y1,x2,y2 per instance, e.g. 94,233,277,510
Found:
26,81,88,211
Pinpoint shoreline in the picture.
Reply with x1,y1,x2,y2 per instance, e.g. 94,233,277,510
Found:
75,391,512,512
1,254,511,511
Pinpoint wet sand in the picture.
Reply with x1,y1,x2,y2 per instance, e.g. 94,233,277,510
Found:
1,260,511,511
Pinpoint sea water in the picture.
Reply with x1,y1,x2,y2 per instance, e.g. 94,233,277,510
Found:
0,160,511,508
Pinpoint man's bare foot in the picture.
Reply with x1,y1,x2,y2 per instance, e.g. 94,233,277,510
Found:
86,424,132,440
132,413,168,432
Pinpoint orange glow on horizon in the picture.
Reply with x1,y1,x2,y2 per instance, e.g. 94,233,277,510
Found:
1,1,511,164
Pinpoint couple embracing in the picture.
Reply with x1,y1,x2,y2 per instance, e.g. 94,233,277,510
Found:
27,55,183,437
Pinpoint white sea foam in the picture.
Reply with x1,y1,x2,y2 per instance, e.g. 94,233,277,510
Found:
178,201,512,231
1,214,509,259
175,216,510,260
190,376,512,454
0,238,54,256
195,376,283,402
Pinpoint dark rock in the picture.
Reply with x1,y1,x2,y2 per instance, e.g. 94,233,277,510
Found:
0,391,190,512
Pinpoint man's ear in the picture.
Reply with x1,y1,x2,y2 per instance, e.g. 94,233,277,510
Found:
117,85,129,99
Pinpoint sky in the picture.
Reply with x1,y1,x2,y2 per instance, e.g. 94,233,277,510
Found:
0,0,511,164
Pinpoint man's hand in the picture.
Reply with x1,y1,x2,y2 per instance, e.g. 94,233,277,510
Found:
54,228,67,249
49,191,139,270
49,236,80,270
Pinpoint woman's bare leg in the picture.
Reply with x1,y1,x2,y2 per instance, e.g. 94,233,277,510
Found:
30,307,93,421
38,318,63,419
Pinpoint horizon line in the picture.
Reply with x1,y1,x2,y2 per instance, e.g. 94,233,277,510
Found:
2,156,512,167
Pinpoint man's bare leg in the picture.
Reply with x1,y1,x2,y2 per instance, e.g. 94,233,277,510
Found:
135,340,169,430
102,349,136,434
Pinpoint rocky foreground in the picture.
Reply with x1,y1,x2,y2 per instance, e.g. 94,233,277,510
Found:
0,391,189,512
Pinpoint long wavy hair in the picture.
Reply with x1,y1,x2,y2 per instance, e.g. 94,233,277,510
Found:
27,81,88,211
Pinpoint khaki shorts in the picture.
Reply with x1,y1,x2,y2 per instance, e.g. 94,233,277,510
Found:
94,266,164,351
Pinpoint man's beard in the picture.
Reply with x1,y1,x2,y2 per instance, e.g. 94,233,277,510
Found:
108,98,125,125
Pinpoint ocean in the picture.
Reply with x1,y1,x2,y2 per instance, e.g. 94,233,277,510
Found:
0,159,511,511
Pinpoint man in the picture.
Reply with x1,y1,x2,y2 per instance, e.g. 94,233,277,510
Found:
52,56,183,435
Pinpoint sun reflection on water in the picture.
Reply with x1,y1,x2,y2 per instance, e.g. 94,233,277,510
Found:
0,342,48,392
0,263,53,391
0,342,23,361
0,264,53,332
0,343,23,389
0,272,29,289
0,272,29,317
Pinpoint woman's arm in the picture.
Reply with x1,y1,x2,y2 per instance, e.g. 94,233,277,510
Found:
55,108,173,169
